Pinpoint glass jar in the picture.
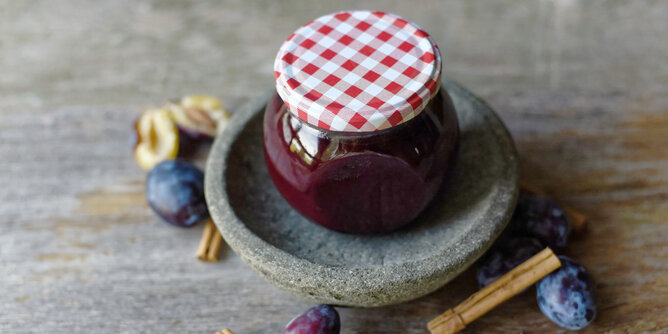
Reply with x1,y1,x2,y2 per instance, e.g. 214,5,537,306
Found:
263,11,459,233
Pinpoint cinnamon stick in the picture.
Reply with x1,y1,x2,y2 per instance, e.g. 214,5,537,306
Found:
197,219,224,262
518,180,546,196
207,227,223,262
427,248,561,334
197,219,215,261
563,206,587,233
518,181,587,233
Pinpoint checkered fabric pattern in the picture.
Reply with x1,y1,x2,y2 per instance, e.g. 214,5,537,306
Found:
274,10,442,132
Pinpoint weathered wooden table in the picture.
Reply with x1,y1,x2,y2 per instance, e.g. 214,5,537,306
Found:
1,1,666,333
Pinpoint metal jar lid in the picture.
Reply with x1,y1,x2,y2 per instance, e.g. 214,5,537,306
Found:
274,10,442,132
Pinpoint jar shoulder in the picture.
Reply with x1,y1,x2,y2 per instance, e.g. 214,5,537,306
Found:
264,87,458,169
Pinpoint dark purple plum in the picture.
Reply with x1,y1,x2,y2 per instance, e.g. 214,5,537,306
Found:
477,237,544,288
177,127,202,158
146,160,208,227
284,304,340,334
177,124,216,142
537,256,597,330
510,194,571,249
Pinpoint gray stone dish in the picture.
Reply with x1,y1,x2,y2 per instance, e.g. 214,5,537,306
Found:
205,80,518,307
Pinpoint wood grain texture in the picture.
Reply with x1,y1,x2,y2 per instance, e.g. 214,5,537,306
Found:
1,0,666,333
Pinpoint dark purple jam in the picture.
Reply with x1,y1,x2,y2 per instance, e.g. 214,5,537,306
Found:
263,87,459,233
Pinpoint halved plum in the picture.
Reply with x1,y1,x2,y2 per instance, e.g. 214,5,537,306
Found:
133,108,179,170
168,95,230,140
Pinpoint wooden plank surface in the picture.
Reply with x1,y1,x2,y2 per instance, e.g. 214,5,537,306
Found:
1,0,667,333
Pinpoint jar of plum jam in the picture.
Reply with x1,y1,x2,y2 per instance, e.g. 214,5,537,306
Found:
264,11,459,233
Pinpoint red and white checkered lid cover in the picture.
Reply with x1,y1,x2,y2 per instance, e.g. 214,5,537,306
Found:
274,10,442,132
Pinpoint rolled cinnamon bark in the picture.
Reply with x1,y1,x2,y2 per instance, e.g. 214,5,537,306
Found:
427,247,562,334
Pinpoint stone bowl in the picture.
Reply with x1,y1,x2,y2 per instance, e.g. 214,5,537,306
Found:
205,80,518,307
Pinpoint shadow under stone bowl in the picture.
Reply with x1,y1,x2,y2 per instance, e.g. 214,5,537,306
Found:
205,80,518,307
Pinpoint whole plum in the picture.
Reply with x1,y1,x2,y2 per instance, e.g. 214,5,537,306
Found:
537,256,597,330
284,304,340,334
510,194,571,249
476,237,544,288
146,160,208,227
